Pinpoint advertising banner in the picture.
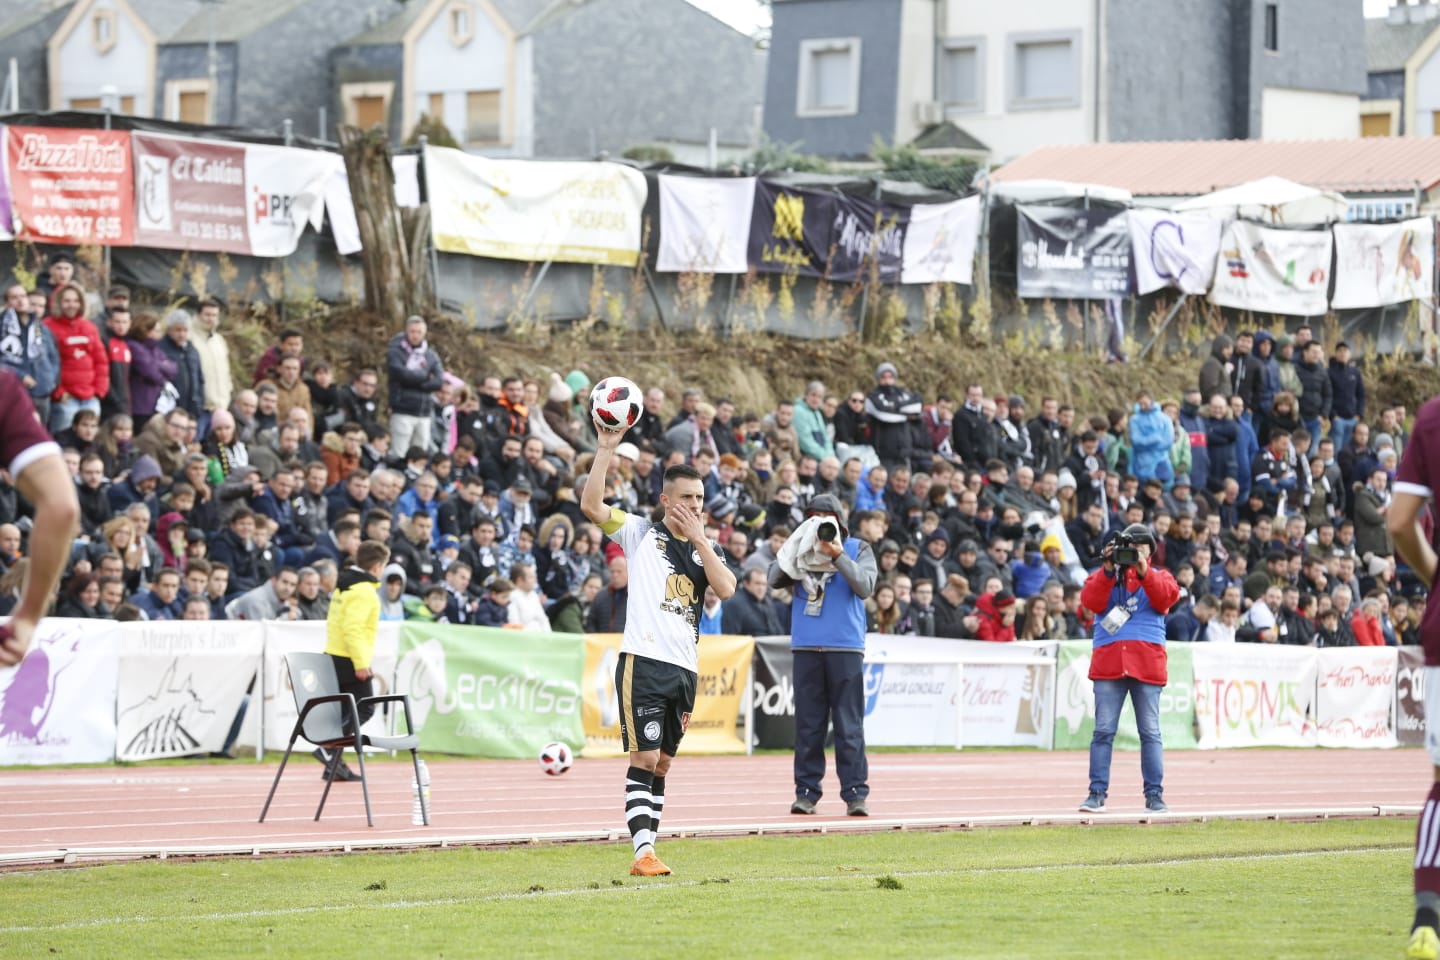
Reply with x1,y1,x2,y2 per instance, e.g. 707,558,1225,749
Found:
133,132,332,257
657,175,756,274
1016,204,1131,299
1316,646,1398,748
1398,646,1425,748
243,143,332,257
114,619,263,761
828,194,908,283
1128,208,1223,296
749,636,794,749
6,126,133,245
1192,644,1317,748
747,181,839,277
1330,217,1435,309
0,618,119,765
863,660,963,747
133,132,248,253
394,622,584,758
426,146,648,266
901,196,980,285
1209,221,1332,316
581,633,751,756
1052,640,1197,751
0,127,13,240
257,620,398,752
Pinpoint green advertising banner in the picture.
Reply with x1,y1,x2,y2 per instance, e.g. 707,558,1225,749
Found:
1053,640,1197,751
394,623,586,758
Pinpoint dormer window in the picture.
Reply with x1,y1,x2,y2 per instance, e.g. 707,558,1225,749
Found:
91,9,117,54
447,1,473,47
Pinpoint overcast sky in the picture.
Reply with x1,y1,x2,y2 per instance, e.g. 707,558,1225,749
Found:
684,0,771,36
1366,0,1396,15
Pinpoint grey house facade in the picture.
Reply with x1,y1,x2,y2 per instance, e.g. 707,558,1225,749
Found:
765,0,1366,163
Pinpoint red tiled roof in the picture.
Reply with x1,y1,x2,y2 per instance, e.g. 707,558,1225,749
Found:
991,137,1440,196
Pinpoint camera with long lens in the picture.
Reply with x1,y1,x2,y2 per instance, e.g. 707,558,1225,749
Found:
817,520,839,543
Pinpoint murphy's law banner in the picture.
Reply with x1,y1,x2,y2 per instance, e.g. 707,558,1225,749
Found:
394,623,584,758
6,126,134,245
114,619,262,761
582,633,751,756
426,146,648,266
1209,221,1332,317
1052,640,1197,751
1016,204,1130,300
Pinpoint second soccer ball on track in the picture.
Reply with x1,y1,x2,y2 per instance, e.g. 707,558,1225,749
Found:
538,741,574,776
589,376,642,433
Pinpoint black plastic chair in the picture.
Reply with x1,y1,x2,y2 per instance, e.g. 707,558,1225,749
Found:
259,652,428,827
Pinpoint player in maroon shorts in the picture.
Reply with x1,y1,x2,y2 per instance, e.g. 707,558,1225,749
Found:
1389,395,1440,960
0,368,81,667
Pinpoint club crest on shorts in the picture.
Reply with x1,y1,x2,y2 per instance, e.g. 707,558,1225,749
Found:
643,720,661,742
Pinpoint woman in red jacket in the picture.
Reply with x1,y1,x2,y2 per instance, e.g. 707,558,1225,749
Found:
1350,597,1385,646
44,283,108,434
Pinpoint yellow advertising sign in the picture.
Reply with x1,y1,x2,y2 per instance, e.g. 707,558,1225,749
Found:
582,633,753,756
425,146,648,267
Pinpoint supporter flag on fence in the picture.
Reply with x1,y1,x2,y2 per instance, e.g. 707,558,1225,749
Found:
1208,220,1332,317
828,194,908,283
1128,208,1223,296
1330,217,1435,309
6,125,134,246
0,619,119,765
747,181,839,277
657,175,755,273
1016,204,1131,300
900,195,980,285
425,145,648,267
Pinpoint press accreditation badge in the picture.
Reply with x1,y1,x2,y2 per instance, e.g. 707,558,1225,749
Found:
1100,607,1131,634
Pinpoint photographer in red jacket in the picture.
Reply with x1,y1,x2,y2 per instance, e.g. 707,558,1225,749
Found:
1077,523,1179,815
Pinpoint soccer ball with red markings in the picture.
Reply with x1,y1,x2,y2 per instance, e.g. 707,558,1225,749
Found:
589,376,642,434
538,741,574,776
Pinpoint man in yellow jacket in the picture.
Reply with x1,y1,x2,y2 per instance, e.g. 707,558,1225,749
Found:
320,539,390,781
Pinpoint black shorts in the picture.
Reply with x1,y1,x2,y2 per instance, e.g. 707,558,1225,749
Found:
615,652,697,756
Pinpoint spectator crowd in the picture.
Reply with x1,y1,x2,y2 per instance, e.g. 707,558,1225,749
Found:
0,252,1425,651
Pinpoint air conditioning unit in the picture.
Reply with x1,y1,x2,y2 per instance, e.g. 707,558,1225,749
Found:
915,101,945,126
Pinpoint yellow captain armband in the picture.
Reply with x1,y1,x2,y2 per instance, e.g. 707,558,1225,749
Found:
599,505,627,536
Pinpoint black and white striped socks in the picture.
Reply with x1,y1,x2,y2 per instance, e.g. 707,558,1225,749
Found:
625,765,655,856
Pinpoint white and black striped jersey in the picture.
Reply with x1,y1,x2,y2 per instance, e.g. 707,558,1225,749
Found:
600,506,719,673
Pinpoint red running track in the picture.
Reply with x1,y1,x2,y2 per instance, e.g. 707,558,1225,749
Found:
0,749,1425,867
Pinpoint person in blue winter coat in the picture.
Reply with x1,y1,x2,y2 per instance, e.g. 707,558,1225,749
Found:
1229,394,1259,499
1202,394,1239,494
1252,332,1281,419
1127,391,1174,484
1177,387,1210,494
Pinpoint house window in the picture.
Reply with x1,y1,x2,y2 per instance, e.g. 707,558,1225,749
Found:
1008,32,1080,109
796,37,862,117
1360,112,1390,138
70,95,135,113
428,92,445,121
940,38,984,110
1264,4,1279,53
340,82,394,130
91,10,116,53
447,1,474,46
466,90,501,144
166,78,213,124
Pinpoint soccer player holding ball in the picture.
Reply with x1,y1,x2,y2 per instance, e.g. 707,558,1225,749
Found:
582,379,736,877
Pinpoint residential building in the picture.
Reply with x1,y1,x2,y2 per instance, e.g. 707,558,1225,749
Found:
992,136,1440,221
763,0,1365,164
330,0,764,158
1361,1,1440,137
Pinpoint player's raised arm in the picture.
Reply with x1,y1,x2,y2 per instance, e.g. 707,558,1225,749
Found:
582,423,622,526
